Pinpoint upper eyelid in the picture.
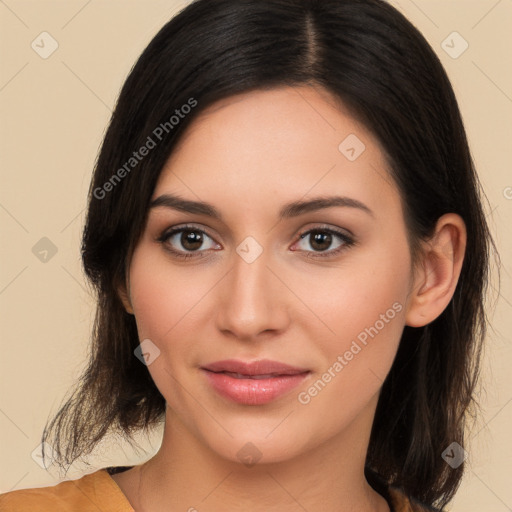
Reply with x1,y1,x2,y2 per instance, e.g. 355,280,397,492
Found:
159,223,218,241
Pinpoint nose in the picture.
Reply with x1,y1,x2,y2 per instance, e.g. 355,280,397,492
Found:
215,246,290,342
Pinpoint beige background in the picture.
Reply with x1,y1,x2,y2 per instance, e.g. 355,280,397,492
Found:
0,0,511,510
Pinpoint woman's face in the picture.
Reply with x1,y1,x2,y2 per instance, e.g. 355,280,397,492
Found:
124,85,416,464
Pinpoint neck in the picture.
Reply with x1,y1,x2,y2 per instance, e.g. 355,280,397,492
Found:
131,398,389,512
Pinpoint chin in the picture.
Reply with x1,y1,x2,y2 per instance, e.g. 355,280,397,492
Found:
204,430,308,467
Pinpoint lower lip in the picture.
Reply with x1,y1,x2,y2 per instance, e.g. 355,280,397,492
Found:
202,369,310,405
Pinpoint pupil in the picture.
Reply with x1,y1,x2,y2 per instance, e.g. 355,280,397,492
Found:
182,230,203,250
311,231,331,251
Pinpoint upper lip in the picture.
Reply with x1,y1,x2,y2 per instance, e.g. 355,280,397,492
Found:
201,359,309,376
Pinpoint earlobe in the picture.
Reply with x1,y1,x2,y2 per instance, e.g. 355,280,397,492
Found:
405,213,466,328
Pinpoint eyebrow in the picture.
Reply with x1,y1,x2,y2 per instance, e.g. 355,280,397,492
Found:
149,193,374,219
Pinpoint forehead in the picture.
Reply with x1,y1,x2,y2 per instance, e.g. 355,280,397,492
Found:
152,85,399,220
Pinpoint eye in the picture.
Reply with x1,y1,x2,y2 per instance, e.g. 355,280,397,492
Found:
157,224,221,259
292,226,355,258
157,224,355,261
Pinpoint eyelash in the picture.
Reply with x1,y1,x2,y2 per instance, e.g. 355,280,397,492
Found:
156,223,356,260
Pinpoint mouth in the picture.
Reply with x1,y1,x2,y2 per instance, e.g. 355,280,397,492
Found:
210,371,298,380
201,359,311,405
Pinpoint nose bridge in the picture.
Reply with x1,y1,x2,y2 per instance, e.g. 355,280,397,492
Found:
215,240,288,338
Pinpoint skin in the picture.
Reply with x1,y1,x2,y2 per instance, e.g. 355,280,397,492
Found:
113,85,466,512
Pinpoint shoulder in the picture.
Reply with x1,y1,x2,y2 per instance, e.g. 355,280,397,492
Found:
0,468,134,512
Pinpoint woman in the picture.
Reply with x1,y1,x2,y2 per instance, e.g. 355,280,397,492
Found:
0,0,493,511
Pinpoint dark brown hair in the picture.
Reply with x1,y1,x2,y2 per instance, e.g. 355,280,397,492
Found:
41,1,495,509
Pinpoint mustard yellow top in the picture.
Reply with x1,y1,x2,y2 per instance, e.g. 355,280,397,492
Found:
0,467,433,512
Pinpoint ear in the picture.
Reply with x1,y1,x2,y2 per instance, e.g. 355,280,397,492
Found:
405,213,466,327
116,276,134,315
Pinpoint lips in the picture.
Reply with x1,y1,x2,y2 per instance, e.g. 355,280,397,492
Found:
217,371,286,380
202,359,309,376
201,359,310,405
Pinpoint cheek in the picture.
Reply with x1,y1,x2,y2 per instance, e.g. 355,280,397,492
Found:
298,236,411,394
126,245,222,395
300,239,411,343
127,248,204,408
127,246,207,340
295,276,407,440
